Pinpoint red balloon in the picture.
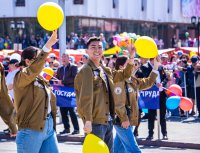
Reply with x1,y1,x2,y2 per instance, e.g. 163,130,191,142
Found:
180,97,193,111
168,84,182,96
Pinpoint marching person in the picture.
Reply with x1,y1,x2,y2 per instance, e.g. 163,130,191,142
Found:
74,37,135,153
186,55,199,116
133,57,152,137
113,56,159,153
146,58,168,140
13,30,59,153
0,62,17,137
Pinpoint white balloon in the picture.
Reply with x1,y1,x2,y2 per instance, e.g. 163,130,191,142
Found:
10,53,21,62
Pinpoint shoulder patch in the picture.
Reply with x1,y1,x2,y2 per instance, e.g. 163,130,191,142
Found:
128,87,133,93
114,87,122,95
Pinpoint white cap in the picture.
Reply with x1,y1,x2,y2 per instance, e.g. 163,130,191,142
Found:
48,53,56,58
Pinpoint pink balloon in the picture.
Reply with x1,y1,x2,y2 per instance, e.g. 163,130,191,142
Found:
168,84,182,96
180,97,193,111
113,40,117,46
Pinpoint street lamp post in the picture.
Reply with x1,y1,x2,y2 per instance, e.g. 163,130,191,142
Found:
191,16,200,56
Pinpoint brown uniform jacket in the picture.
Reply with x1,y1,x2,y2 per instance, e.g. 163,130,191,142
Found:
0,63,17,134
113,71,157,126
13,51,57,131
74,59,134,125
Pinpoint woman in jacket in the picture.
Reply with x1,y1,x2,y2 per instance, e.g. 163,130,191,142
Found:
113,56,160,153
13,31,59,153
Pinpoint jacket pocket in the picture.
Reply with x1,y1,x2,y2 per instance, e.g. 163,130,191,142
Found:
93,77,103,91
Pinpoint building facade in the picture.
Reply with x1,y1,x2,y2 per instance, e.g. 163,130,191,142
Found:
0,0,198,48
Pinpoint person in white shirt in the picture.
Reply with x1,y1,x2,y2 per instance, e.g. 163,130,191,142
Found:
6,59,20,100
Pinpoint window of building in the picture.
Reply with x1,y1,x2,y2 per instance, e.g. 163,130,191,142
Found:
113,0,118,9
16,0,25,7
141,0,147,11
168,0,172,13
73,0,84,5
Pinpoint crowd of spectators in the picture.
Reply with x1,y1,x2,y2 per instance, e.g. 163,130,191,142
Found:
0,32,199,52
0,32,110,50
171,35,200,48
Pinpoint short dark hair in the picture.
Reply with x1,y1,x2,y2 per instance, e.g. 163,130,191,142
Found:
170,55,176,62
20,46,39,67
115,56,128,70
86,37,101,48
21,46,39,60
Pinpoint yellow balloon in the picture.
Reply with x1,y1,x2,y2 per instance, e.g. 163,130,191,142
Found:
189,51,197,59
37,2,64,31
43,67,54,77
82,134,109,153
103,46,120,55
135,36,158,58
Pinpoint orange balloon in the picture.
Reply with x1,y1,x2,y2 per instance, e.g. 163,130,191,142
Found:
168,84,182,96
180,97,193,111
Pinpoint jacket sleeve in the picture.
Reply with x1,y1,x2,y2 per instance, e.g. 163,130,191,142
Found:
14,51,49,88
56,67,62,80
0,65,17,134
160,66,168,87
113,63,135,83
74,68,93,122
0,108,17,134
136,71,158,90
62,65,78,86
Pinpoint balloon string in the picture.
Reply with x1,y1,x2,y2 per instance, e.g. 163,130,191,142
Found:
162,87,177,96
51,76,60,81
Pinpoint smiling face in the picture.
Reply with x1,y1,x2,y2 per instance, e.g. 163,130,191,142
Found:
86,41,103,65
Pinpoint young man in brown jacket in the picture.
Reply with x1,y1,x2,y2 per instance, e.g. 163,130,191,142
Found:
74,37,135,153
0,63,17,136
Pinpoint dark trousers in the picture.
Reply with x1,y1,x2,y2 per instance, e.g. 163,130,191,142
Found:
60,107,79,131
148,91,167,136
133,109,142,136
196,87,200,116
92,121,113,153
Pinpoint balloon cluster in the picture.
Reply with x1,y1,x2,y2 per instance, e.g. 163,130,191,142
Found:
166,84,193,111
40,67,54,81
113,32,159,58
113,32,139,52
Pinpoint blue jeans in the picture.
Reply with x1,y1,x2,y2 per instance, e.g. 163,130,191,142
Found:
91,121,113,153
16,115,59,153
114,125,141,153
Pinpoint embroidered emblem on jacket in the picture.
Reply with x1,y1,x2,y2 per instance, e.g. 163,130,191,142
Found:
128,87,134,93
114,87,122,95
34,80,44,89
